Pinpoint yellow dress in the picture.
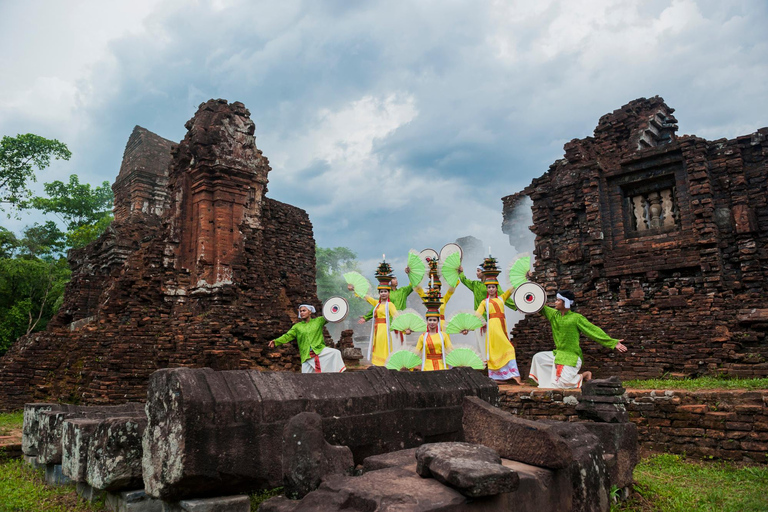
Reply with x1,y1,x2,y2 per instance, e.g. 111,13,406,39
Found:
416,287,455,345
416,331,453,371
365,296,398,366
476,289,520,380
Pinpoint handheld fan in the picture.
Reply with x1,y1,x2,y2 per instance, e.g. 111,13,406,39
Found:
407,250,426,288
445,312,484,334
440,251,462,288
508,254,531,289
386,350,422,371
389,309,427,333
445,347,486,370
343,271,370,297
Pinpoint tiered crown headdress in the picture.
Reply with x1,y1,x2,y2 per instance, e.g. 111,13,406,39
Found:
426,257,441,289
422,284,443,318
481,255,501,286
375,259,394,291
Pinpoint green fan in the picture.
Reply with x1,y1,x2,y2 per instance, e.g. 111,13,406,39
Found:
508,254,531,288
390,310,427,333
407,251,425,288
440,251,462,287
386,350,422,371
343,271,370,297
445,347,486,370
445,312,484,334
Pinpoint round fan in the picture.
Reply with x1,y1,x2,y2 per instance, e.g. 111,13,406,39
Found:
439,243,463,262
343,271,370,297
407,250,426,288
386,350,422,371
445,312,484,334
508,254,531,289
440,251,462,287
445,347,486,370
419,248,438,267
390,310,427,333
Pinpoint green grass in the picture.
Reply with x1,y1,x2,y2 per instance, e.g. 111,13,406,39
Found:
0,410,23,436
0,459,105,512
623,376,768,391
614,453,768,512
249,487,284,509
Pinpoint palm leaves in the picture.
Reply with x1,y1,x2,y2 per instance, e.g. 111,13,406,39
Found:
386,350,422,371
440,251,462,287
407,251,425,288
343,271,370,297
445,347,485,370
390,309,427,333
508,254,531,288
445,312,484,334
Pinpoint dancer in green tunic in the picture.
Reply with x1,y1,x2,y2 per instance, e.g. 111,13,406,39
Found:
527,290,626,388
359,276,413,322
457,264,488,310
269,304,346,373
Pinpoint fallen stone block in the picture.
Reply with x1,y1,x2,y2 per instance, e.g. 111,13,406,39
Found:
62,418,102,481
162,495,250,512
428,457,518,498
580,422,638,490
462,396,572,468
87,416,147,491
106,489,163,512
142,367,496,500
282,412,353,499
22,403,63,456
414,442,500,477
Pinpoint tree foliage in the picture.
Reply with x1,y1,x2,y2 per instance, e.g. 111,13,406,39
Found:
29,175,113,230
315,245,368,319
0,257,70,356
0,134,71,211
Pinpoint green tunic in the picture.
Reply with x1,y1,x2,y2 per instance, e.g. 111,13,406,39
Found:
459,272,488,311
274,316,328,363
363,284,414,321
539,305,618,367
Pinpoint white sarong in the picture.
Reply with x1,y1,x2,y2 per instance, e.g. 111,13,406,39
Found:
301,347,346,373
528,351,583,388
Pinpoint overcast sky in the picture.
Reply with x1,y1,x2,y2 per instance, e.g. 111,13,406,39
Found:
2,0,767,277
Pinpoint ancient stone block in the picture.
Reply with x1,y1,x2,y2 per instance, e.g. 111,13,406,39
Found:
22,403,62,456
428,458,519,498
142,367,497,501
163,496,251,512
62,418,101,481
86,416,147,491
462,396,572,469
414,442,500,477
282,412,354,499
106,489,163,512
580,422,638,490
362,448,418,472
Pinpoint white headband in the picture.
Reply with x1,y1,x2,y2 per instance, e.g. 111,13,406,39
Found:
298,304,316,314
476,266,484,271
556,293,573,309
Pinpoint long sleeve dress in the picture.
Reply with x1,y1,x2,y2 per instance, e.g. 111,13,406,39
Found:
528,306,619,388
476,289,519,381
365,296,399,366
415,330,454,371
273,316,346,373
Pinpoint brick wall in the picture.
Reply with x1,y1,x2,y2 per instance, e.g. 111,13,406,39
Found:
0,100,320,411
503,97,768,380
498,387,768,464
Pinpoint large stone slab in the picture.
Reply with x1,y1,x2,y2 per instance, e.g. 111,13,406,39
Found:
62,418,102,481
106,489,164,512
142,367,497,500
163,495,250,512
22,403,63,456
462,396,572,469
362,448,418,472
414,442,500,477
87,416,147,491
580,422,638,489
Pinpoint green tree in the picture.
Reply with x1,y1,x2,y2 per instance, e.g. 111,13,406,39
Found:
315,245,369,320
0,227,19,258
18,221,66,258
0,257,70,355
0,134,71,212
29,174,113,249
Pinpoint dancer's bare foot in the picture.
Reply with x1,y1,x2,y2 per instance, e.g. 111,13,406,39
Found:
582,371,593,381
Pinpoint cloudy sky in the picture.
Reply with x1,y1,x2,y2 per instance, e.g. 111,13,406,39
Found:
2,0,767,277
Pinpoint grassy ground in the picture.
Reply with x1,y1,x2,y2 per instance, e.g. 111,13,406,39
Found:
623,376,768,391
614,453,768,512
0,410,23,436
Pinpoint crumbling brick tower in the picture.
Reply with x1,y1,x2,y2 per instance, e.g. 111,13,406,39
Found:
0,99,318,411
504,97,768,380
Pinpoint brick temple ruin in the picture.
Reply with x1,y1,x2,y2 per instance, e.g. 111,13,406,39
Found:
0,99,320,411
504,96,768,380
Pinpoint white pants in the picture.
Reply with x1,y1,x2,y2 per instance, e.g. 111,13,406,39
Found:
528,351,583,388
301,347,346,373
